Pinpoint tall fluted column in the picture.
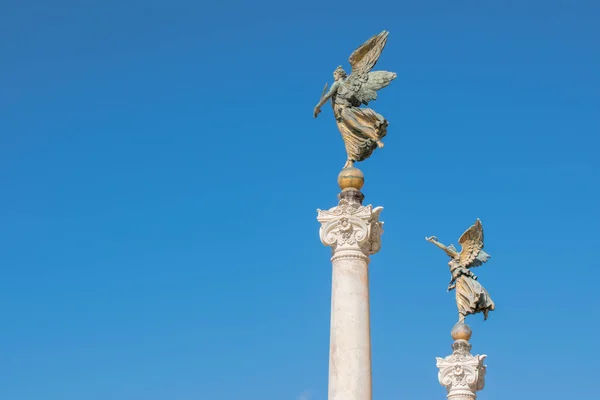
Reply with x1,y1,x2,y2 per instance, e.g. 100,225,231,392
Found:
436,323,487,400
317,168,384,400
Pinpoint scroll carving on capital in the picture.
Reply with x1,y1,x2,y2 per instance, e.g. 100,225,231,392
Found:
317,199,383,255
436,341,486,398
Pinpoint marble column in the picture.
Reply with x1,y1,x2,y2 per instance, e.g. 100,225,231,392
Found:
317,168,383,400
436,323,487,400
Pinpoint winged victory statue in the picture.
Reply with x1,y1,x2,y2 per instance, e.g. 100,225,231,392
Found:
425,219,496,323
313,31,397,169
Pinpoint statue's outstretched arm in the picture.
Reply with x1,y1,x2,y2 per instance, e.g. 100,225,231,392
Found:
314,82,340,118
425,236,459,259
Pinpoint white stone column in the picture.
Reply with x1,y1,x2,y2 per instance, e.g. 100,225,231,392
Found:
436,323,487,400
317,186,383,400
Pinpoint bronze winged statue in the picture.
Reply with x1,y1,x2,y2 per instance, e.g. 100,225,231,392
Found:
313,31,397,169
426,219,495,323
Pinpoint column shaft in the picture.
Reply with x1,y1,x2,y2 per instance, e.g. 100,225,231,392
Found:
328,253,372,400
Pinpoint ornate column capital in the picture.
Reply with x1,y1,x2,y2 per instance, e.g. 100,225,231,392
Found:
436,339,487,400
317,198,384,260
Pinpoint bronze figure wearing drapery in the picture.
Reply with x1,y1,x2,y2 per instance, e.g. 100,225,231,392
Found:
314,31,397,169
426,219,496,323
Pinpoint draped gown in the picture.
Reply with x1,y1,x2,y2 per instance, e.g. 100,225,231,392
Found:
450,262,496,320
332,82,388,163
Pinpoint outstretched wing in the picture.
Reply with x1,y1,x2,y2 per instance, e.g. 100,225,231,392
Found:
349,31,389,76
458,219,491,268
344,31,396,105
358,71,397,105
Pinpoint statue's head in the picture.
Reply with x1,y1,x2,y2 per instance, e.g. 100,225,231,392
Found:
333,65,347,81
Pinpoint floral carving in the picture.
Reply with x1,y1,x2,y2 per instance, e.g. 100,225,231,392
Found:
436,340,486,399
317,199,383,255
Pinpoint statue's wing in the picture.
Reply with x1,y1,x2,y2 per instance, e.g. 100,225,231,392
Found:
348,31,389,76
343,31,396,105
357,71,397,105
458,219,491,268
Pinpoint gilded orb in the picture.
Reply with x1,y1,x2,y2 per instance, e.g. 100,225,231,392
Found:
337,167,365,191
451,322,472,341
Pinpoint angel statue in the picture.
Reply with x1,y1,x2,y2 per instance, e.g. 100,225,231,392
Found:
313,30,397,169
425,219,496,323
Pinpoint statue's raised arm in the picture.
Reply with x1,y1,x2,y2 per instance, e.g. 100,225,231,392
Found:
426,236,459,259
426,219,496,323
313,31,397,169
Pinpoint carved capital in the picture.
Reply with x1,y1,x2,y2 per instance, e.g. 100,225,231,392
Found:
436,340,486,400
317,198,384,257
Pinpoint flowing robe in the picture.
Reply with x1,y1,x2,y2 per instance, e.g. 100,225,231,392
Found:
450,263,495,320
332,83,388,163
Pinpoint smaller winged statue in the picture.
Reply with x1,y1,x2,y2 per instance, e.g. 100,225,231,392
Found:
425,219,495,323
314,31,397,169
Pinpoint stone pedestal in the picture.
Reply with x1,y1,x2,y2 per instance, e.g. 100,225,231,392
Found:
436,323,487,400
317,169,383,400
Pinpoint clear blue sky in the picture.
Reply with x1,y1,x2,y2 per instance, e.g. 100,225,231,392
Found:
1,1,598,399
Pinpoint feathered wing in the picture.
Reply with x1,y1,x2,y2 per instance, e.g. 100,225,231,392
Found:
348,31,389,75
343,31,397,105
457,219,491,268
358,71,397,104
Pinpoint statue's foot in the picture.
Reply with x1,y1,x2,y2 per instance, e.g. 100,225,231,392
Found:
376,140,384,149
343,160,354,169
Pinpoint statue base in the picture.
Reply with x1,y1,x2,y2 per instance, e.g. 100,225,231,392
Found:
338,167,364,191
337,167,365,205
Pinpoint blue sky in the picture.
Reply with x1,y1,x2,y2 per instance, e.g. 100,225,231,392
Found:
1,1,599,399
